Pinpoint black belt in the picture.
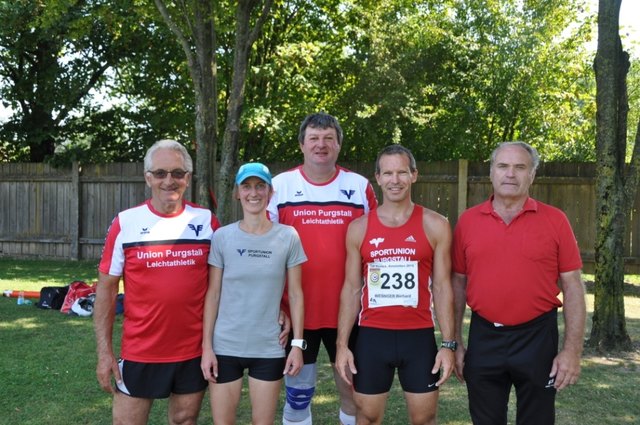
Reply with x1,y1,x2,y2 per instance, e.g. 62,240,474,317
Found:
471,309,557,330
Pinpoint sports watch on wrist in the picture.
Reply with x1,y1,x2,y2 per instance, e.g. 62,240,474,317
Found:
291,339,307,350
440,340,458,351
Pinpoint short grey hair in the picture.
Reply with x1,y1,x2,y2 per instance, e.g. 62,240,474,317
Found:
144,139,193,172
490,141,540,171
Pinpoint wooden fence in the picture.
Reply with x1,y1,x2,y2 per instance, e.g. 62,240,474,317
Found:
0,161,636,273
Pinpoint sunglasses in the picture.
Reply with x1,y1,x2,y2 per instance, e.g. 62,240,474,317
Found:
147,169,189,179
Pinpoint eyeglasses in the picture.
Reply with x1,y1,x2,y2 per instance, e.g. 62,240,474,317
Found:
146,169,189,179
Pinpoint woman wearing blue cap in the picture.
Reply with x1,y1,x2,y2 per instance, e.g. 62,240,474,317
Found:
201,162,307,424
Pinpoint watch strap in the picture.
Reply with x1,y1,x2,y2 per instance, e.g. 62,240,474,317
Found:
440,340,458,351
291,339,307,350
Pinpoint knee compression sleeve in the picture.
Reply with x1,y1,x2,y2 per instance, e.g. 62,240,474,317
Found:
283,363,317,423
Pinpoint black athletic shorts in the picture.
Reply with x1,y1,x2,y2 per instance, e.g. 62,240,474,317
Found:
353,327,439,394
215,355,285,383
116,356,207,399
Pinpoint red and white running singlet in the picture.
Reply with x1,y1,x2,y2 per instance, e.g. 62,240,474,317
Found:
359,205,435,330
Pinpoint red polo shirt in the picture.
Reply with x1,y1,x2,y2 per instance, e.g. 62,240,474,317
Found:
452,197,582,325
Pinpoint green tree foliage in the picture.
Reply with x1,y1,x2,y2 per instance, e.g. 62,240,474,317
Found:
0,0,598,166
334,0,596,162
240,0,358,161
240,0,597,163
338,0,463,161
0,0,151,162
94,10,197,160
152,0,275,219
627,59,640,160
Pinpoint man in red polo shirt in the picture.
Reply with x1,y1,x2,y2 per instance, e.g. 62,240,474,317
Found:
452,141,586,425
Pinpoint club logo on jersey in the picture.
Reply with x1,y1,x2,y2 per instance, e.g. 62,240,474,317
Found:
140,227,150,235
404,235,417,243
237,249,246,256
340,189,356,199
369,237,384,248
188,224,203,236
368,267,381,286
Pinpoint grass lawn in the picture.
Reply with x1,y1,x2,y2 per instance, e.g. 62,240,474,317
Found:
0,259,638,424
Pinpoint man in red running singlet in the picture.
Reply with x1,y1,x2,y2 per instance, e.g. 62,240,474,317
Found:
336,145,455,425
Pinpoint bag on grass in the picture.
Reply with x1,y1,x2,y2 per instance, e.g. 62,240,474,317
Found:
115,293,125,315
70,294,96,317
36,286,69,310
60,281,97,314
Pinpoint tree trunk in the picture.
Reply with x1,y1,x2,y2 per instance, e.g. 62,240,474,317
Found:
589,0,632,351
193,67,217,211
217,0,273,224
192,0,217,211
26,114,56,162
154,0,217,210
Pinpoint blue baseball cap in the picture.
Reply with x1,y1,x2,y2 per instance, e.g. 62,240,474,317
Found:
235,162,272,185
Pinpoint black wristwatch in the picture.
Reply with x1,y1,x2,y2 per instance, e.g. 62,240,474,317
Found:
440,340,458,351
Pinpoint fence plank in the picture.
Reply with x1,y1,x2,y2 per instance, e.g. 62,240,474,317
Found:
71,162,80,259
0,161,636,272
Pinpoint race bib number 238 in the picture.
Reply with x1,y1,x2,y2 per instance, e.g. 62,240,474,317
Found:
367,261,419,308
